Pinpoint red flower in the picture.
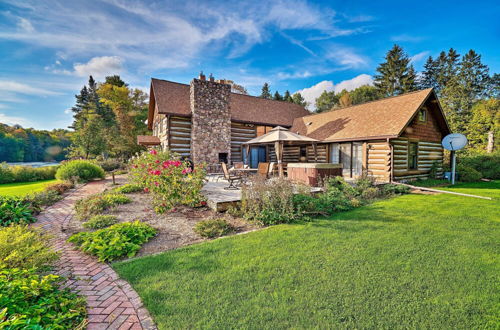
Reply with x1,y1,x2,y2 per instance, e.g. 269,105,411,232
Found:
201,201,207,206
150,149,158,155
155,160,160,163
182,168,192,174
144,187,149,193
154,181,159,186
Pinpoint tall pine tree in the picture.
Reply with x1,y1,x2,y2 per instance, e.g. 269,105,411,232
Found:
273,91,283,101
374,45,417,96
283,90,293,102
260,83,272,99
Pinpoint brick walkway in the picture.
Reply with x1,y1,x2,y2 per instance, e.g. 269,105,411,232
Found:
35,180,156,330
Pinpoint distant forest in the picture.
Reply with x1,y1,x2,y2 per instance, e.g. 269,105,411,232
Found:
0,123,71,162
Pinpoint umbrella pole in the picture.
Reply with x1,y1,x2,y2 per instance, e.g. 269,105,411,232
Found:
276,141,284,177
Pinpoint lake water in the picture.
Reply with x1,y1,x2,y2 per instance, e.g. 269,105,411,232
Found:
5,162,60,168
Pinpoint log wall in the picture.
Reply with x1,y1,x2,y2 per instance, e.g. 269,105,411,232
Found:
366,140,391,181
391,138,444,181
230,122,257,163
168,116,192,157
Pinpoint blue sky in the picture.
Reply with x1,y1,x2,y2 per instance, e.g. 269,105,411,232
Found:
0,0,499,130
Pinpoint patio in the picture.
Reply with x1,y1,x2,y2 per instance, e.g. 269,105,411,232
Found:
201,178,323,212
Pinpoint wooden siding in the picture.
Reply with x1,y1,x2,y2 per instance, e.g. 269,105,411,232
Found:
230,122,256,163
366,140,391,181
401,106,444,142
169,116,191,157
391,138,444,180
306,144,328,163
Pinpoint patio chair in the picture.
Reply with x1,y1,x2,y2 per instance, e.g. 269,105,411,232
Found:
233,162,244,169
221,162,243,190
257,162,270,179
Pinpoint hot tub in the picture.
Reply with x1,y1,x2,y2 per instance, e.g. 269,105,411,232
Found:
287,163,342,186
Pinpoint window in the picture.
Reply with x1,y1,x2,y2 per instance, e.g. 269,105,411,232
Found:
300,146,307,158
418,109,427,122
329,143,340,164
408,142,418,170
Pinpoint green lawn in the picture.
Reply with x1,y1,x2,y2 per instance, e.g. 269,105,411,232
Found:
113,181,500,329
0,179,58,197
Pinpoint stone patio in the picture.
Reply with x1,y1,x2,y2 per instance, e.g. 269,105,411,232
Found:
34,180,156,330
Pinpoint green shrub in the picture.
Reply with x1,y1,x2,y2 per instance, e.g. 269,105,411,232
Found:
460,151,500,179
380,183,411,195
26,190,63,208
113,183,143,194
74,193,131,220
0,197,36,227
97,158,125,172
45,181,74,194
241,177,305,225
55,160,105,183
361,187,380,200
68,221,157,261
0,225,58,269
457,164,482,182
0,163,58,184
194,219,234,238
0,268,86,328
83,215,118,229
129,148,206,213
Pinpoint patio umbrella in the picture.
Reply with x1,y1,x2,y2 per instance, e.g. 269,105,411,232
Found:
243,126,319,177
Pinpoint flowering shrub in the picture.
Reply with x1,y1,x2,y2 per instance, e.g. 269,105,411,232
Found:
129,148,206,213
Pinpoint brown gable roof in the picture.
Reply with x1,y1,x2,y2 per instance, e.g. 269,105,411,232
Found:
149,78,309,127
291,88,450,142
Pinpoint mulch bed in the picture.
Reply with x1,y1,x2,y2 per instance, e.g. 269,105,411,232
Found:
66,180,258,258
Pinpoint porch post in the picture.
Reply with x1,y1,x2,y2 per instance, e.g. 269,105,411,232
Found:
313,143,318,162
275,141,284,177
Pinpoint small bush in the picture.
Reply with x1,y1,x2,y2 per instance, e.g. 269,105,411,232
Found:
113,183,143,194
74,193,131,220
0,163,58,184
68,221,157,261
380,184,411,195
0,268,86,328
97,158,125,172
45,181,74,194
55,160,105,183
83,215,118,229
26,190,62,208
457,164,482,182
361,187,380,200
0,225,58,269
194,219,234,238
129,148,206,212
0,197,36,227
241,177,304,225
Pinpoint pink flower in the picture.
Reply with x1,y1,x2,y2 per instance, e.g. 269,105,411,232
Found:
155,160,160,163
144,187,149,193
132,164,138,168
150,149,158,155
182,168,192,174
174,161,182,167
154,181,159,186
154,170,161,175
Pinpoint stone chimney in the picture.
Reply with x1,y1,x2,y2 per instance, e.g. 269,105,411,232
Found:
189,76,231,165
199,71,206,81
209,73,215,82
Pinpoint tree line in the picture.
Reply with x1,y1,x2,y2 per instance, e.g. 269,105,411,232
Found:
0,124,71,162
259,83,308,107
69,75,149,159
259,44,498,153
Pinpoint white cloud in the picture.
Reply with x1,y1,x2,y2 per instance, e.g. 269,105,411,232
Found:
73,56,124,79
294,74,373,110
327,48,368,69
0,113,33,127
17,17,34,32
276,71,312,80
333,74,373,93
410,51,430,63
0,81,61,96
391,34,425,42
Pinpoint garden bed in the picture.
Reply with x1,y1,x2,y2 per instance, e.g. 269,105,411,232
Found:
66,183,258,258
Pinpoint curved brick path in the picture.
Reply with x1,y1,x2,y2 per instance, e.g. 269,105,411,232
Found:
35,180,156,330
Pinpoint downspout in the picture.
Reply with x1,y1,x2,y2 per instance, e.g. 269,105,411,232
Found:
388,138,394,183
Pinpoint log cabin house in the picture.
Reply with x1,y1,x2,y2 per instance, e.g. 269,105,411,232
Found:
138,74,450,182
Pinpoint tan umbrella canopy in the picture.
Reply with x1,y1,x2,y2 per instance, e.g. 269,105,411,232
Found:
243,126,319,177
